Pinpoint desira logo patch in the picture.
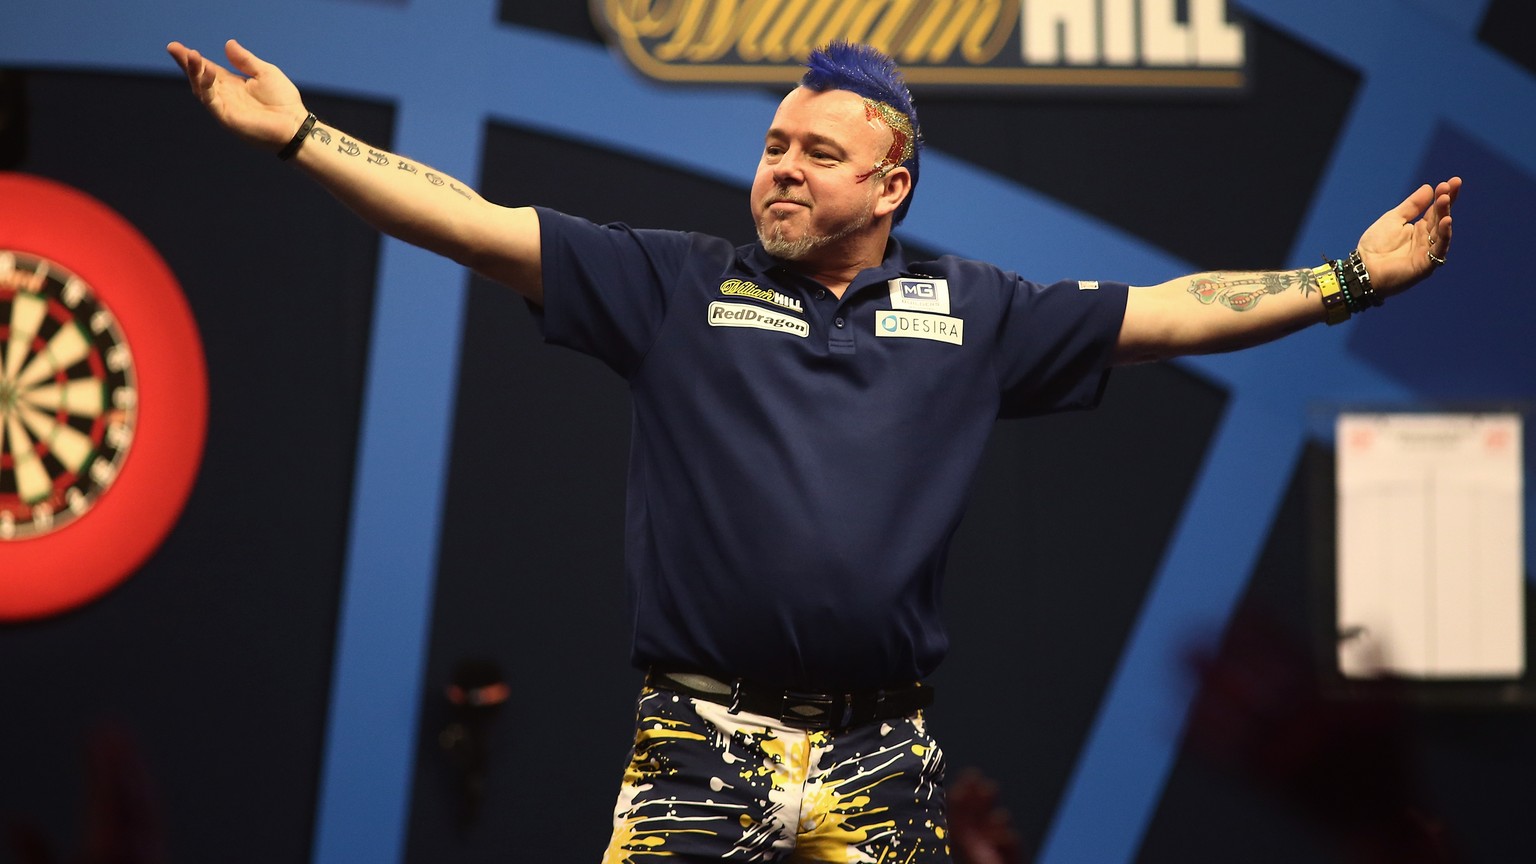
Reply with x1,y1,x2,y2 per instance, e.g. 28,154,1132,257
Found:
876,310,964,346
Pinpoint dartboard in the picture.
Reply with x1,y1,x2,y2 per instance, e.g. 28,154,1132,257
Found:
1,251,137,539
0,173,206,620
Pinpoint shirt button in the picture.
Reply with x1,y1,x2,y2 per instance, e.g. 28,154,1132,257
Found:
834,317,846,328
816,289,827,299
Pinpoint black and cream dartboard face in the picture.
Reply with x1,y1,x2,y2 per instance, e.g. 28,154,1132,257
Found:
0,251,138,540
1,172,206,621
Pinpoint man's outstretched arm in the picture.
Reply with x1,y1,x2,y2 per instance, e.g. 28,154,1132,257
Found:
166,39,543,302
1113,177,1460,365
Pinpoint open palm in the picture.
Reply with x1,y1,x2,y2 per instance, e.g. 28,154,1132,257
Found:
1357,176,1461,296
166,39,308,153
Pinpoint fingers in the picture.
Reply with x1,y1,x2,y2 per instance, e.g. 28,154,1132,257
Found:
1440,175,1463,204
224,38,266,79
1428,177,1459,222
165,41,197,78
166,42,214,99
1393,183,1435,223
1389,177,1459,268
167,39,263,86
1426,176,1459,262
1433,209,1453,261
1430,177,1459,214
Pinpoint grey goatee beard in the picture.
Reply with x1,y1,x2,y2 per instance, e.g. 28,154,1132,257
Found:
759,222,830,260
756,207,871,261
756,185,875,261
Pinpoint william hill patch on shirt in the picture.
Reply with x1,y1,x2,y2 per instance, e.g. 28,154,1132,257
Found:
718,278,803,312
876,310,964,346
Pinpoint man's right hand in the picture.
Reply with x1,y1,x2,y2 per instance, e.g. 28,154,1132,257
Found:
166,39,309,155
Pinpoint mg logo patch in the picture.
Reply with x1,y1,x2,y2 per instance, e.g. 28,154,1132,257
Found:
888,278,950,314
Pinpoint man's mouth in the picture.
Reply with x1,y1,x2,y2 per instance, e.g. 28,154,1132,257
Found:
765,196,810,214
765,188,810,205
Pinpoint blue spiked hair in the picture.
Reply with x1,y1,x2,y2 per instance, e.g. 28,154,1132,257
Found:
801,42,922,226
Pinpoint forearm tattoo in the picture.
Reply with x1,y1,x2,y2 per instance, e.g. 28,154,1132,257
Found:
321,126,477,201
1187,269,1317,312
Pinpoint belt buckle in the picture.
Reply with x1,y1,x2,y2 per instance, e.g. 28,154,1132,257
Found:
779,689,846,730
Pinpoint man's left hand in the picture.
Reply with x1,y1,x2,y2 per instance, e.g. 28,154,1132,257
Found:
1358,176,1461,296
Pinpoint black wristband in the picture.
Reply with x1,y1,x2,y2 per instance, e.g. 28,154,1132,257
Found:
277,112,317,161
1343,249,1381,309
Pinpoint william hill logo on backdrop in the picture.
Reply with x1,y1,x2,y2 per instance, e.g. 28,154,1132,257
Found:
591,0,1247,92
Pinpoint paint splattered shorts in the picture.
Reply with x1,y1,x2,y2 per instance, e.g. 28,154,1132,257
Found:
601,685,951,863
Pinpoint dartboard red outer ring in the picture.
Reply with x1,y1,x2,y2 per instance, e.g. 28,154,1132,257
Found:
0,173,208,620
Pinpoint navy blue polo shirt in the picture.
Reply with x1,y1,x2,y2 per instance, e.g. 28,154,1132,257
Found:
533,207,1128,690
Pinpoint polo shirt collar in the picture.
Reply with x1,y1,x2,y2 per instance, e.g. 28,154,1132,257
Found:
737,237,920,291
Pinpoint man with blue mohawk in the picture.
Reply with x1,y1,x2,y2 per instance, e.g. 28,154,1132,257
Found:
169,36,1458,863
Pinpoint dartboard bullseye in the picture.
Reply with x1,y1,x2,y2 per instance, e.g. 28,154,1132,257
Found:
1,252,138,540
0,172,207,621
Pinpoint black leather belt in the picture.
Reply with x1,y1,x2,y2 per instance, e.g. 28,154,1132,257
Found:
646,669,933,731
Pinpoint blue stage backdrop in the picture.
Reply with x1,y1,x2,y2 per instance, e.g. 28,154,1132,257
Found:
1,2,1532,863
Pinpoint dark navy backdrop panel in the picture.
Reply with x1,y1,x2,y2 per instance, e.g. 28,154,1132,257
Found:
934,363,1227,860
1348,123,1536,403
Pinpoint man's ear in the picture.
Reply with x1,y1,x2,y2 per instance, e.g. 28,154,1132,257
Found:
873,166,912,219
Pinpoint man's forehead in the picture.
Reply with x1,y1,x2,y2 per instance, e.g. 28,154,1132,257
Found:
776,85,863,111
766,87,886,143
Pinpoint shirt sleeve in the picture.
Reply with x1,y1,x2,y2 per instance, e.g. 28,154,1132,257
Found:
991,276,1129,418
531,207,696,379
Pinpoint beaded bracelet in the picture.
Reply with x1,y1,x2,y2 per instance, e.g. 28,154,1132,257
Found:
278,112,317,161
1331,256,1357,313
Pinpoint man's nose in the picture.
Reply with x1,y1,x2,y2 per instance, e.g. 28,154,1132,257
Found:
772,154,806,184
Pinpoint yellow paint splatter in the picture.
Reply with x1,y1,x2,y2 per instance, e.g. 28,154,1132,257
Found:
641,729,708,742
794,768,904,862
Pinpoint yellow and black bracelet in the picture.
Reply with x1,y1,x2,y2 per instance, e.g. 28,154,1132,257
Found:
1312,261,1351,325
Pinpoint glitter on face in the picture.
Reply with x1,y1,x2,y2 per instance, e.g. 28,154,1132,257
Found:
854,98,915,183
